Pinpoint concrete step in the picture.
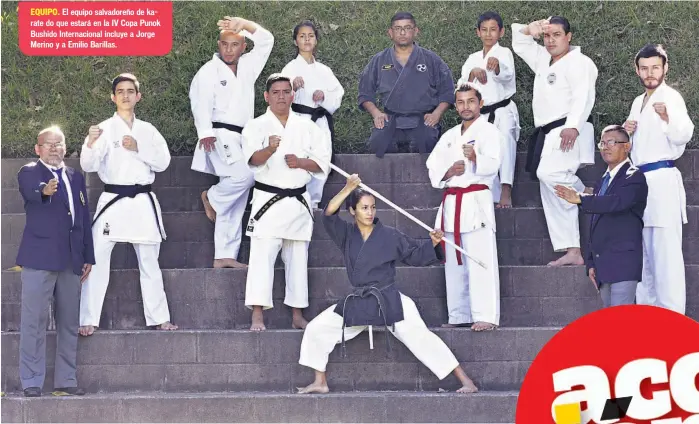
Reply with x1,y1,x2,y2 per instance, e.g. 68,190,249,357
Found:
2,152,699,213
3,266,698,331
4,207,699,270
1,327,554,395
0,390,518,423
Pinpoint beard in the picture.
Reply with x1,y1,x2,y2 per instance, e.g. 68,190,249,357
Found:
460,112,476,122
217,53,238,66
640,71,665,90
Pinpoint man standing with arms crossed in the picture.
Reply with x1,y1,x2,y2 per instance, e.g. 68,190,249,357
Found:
512,16,598,267
624,44,694,314
190,16,274,268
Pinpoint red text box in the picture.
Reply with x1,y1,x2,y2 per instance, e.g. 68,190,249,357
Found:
18,2,173,56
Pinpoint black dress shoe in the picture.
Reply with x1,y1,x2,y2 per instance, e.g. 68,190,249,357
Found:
52,387,86,396
23,387,41,397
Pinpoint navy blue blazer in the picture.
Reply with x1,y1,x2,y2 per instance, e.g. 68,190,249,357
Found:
580,161,648,286
16,161,95,275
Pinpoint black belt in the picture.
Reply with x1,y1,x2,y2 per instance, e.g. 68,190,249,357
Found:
291,103,335,144
251,181,314,224
91,184,163,241
339,283,395,358
212,121,243,134
480,97,512,124
525,115,594,180
383,106,436,117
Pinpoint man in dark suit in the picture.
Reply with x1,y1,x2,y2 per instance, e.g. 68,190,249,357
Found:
554,125,648,307
16,126,95,397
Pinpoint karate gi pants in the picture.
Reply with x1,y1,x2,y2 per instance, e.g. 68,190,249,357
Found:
244,237,309,309
307,175,326,209
536,146,585,251
636,223,686,314
207,166,255,260
80,228,171,327
485,102,520,203
299,293,460,380
443,230,500,325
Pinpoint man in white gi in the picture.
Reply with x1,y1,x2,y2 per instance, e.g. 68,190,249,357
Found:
623,44,695,314
461,11,520,208
512,16,598,267
242,74,331,331
190,16,274,268
79,73,177,336
426,82,502,332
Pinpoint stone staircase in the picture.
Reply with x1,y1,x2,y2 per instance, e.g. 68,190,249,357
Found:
2,152,698,423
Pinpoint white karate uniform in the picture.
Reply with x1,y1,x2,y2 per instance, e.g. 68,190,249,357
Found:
189,26,274,260
79,113,171,327
281,55,344,208
299,293,460,379
627,82,694,314
460,42,521,202
426,117,502,325
241,109,331,309
512,24,598,251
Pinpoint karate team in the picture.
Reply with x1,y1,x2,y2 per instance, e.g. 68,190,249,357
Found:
77,10,693,338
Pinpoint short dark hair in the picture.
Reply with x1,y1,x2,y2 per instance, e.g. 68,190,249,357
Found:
265,73,292,92
601,124,630,143
111,73,139,94
454,81,482,102
476,11,503,30
548,16,571,34
390,12,416,27
635,43,668,68
346,188,374,212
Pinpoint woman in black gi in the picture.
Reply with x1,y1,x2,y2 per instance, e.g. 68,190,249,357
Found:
297,174,478,394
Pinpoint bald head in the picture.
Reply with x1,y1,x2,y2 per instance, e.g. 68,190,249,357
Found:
218,30,246,65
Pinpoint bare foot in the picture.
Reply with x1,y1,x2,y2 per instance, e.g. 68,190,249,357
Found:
441,323,472,328
79,325,95,337
156,322,178,330
471,321,497,332
297,382,330,394
213,258,248,269
201,191,216,222
250,307,266,331
495,185,512,209
547,249,585,267
456,381,479,393
292,310,309,330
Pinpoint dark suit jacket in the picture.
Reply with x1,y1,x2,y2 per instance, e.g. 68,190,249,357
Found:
16,161,95,275
580,161,648,286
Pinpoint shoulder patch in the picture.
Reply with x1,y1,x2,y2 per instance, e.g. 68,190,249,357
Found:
18,161,38,173
381,64,394,70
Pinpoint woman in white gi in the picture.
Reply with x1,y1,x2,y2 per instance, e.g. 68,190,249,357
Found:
297,175,478,395
281,20,344,209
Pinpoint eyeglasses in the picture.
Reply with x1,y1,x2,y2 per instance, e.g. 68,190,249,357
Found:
38,142,66,150
598,140,629,149
391,25,415,33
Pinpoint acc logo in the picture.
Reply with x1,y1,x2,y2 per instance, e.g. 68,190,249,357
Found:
516,305,699,424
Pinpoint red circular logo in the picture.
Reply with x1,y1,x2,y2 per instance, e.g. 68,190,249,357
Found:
516,305,699,423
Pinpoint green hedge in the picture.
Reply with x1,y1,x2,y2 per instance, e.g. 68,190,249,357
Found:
2,1,698,157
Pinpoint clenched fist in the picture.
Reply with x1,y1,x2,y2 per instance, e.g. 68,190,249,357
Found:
293,76,305,91
285,154,300,168
122,135,138,152
470,67,488,84
87,125,103,147
653,102,669,122
267,135,281,154
450,160,466,177
42,178,58,196
486,57,500,74
623,120,637,136
199,137,216,152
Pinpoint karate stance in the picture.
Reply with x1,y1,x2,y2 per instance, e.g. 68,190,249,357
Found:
358,11,455,157
461,11,520,208
512,16,598,267
79,73,177,336
297,175,478,394
427,83,502,332
242,74,331,331
623,44,694,314
281,20,344,209
190,16,274,268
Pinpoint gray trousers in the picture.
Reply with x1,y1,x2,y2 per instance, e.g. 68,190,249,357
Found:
599,280,638,308
20,267,80,390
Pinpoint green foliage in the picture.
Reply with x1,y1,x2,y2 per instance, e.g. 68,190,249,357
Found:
2,1,698,157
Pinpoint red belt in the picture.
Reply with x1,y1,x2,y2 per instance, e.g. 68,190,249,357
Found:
440,184,489,265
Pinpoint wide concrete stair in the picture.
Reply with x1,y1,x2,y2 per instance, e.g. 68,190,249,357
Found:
2,152,698,422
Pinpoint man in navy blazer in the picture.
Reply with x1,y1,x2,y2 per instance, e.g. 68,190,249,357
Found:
554,125,648,307
16,126,95,397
